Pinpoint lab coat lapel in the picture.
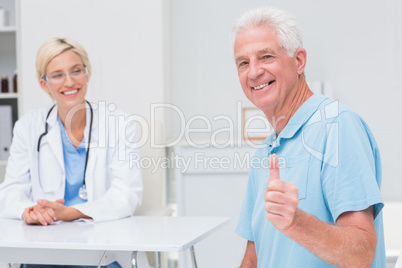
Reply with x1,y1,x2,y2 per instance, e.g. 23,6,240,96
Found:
84,101,98,201
84,101,97,150
45,105,65,173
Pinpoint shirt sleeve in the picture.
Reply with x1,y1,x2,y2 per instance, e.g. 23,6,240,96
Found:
235,168,257,242
321,110,383,222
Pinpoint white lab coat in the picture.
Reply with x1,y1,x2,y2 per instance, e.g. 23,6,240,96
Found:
0,102,143,222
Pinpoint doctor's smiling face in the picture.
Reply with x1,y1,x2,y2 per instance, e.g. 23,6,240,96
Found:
39,50,88,114
234,26,306,115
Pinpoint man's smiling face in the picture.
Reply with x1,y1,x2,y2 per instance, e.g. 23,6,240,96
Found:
234,26,300,115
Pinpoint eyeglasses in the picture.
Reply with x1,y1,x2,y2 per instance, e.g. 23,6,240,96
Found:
44,66,88,84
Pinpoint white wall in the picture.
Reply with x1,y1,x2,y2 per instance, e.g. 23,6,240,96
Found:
18,0,165,120
168,0,402,201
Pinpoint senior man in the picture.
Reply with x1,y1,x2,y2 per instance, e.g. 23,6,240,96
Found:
233,7,385,268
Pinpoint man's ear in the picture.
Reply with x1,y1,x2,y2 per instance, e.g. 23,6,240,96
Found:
294,48,307,75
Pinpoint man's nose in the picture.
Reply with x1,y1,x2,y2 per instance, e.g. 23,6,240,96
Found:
248,61,264,79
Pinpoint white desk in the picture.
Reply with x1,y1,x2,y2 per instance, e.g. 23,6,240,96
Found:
0,216,229,267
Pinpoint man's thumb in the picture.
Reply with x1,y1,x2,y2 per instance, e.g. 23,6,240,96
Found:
269,154,280,180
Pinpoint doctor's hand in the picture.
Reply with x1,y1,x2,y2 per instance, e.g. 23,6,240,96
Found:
36,199,92,222
22,199,64,226
265,154,299,230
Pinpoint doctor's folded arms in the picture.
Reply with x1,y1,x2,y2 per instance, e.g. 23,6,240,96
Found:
0,38,143,268
233,7,385,268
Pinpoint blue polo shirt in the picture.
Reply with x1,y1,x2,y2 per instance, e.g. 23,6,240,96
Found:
236,94,385,267
57,117,87,207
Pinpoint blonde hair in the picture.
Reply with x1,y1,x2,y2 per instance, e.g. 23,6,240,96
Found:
36,37,92,81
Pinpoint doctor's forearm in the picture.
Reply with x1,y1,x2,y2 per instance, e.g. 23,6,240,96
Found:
57,207,92,221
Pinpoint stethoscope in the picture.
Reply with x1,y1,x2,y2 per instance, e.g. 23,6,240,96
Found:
37,100,93,200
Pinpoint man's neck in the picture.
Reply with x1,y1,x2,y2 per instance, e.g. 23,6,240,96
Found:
267,75,313,136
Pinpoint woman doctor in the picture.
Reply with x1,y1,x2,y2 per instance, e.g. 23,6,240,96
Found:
0,38,143,228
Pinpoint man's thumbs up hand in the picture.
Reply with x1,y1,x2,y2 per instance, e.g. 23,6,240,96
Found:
265,154,299,230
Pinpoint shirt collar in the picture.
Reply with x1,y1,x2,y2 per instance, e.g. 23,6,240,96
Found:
263,94,328,147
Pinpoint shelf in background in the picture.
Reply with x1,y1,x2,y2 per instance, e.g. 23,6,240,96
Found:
0,93,18,99
0,26,16,33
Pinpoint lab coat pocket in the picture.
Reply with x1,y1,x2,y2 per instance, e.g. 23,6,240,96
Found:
280,154,310,200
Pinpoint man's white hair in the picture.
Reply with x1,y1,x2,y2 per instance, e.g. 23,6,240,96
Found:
232,7,303,57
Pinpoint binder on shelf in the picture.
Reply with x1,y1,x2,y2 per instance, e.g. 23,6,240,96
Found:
0,105,12,161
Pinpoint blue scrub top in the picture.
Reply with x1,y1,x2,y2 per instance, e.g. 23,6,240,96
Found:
57,117,87,206
236,94,385,268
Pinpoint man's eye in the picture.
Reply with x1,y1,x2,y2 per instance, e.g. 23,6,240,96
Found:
239,61,248,67
262,55,272,59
